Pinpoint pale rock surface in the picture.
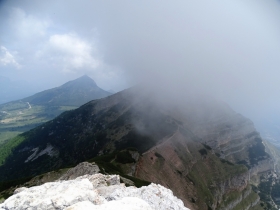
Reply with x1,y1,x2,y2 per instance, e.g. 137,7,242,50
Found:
0,178,104,210
65,197,153,210
111,183,187,210
120,176,135,186
24,144,58,163
0,173,190,210
59,162,100,180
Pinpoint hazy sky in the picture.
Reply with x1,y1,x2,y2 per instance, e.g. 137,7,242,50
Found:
1,0,280,130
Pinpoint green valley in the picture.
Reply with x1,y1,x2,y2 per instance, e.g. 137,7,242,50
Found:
0,102,76,145
0,75,111,145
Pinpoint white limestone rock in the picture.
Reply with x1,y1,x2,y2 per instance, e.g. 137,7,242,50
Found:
78,173,120,188
110,183,188,210
65,197,153,210
64,201,95,210
59,162,100,180
0,173,190,210
0,178,105,210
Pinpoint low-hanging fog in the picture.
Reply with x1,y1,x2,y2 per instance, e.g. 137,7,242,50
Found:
1,0,280,139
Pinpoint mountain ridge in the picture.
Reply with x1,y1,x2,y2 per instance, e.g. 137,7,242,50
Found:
0,87,278,209
0,75,111,145
21,75,110,106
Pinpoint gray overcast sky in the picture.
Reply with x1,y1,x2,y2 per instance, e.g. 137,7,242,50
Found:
1,0,280,130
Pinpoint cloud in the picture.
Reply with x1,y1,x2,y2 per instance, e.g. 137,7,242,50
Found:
47,33,101,72
0,46,21,69
1,0,280,116
0,7,50,73
9,7,50,39
43,33,126,91
0,3,124,91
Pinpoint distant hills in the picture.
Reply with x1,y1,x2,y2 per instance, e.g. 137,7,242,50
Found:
0,75,111,144
0,87,278,209
22,75,111,106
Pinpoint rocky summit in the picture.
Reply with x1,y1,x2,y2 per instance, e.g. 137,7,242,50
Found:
0,173,189,210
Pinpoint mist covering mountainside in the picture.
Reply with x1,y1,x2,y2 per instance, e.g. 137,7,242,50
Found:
0,87,278,209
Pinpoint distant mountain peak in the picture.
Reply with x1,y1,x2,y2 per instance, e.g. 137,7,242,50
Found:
21,76,111,106
78,74,95,81
80,74,90,78
62,75,97,88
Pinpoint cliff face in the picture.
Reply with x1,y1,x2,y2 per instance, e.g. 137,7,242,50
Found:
133,127,251,209
0,87,274,209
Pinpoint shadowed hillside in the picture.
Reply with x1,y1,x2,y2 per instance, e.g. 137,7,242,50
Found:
0,75,111,145
0,87,277,209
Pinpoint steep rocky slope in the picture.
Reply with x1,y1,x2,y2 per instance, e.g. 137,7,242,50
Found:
0,87,275,209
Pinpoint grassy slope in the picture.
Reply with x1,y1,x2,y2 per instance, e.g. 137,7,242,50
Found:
0,95,180,181
187,155,247,209
181,152,247,209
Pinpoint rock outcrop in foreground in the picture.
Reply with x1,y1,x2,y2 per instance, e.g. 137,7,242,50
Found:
0,173,189,210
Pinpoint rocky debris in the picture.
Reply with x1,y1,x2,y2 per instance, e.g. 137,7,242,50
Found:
0,173,190,210
59,162,100,180
24,144,58,163
129,150,140,162
120,176,134,186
